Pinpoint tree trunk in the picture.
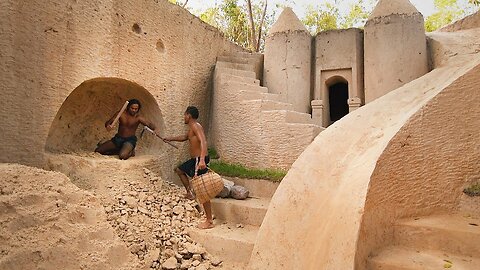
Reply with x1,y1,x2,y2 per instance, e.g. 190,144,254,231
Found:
246,0,256,51
256,0,268,52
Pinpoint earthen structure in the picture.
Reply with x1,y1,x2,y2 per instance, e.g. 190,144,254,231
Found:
1,0,480,269
262,0,429,128
249,3,480,270
0,0,243,179
364,0,429,103
209,53,322,170
263,8,312,114
312,28,364,126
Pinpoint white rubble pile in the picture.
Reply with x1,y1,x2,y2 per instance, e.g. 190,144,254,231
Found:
103,168,223,269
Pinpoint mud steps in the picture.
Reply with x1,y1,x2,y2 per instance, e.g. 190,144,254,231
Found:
368,214,480,270
217,52,263,81
210,197,270,227
211,52,322,169
369,246,480,270
188,223,259,266
188,178,279,269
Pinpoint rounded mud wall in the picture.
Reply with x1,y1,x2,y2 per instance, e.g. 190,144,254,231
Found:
45,78,165,156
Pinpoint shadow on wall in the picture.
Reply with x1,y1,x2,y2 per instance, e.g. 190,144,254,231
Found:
45,77,165,156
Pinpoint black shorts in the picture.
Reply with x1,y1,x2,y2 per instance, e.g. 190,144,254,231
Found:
178,156,210,178
111,134,137,149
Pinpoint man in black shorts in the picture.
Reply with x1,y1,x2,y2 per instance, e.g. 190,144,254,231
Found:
164,106,213,229
95,99,159,160
177,156,210,180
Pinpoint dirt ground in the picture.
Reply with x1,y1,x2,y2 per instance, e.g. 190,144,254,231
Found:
0,163,138,270
1,153,223,270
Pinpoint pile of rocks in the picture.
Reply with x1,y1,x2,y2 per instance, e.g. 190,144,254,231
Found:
103,168,222,269
218,179,250,200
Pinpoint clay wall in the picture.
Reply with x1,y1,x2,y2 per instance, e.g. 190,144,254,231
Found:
355,58,480,269
315,28,363,71
0,0,242,172
440,11,480,32
314,28,364,126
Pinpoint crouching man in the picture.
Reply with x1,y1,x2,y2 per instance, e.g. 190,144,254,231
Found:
95,99,160,160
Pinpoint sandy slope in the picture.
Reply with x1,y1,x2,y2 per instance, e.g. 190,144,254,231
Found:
0,163,138,270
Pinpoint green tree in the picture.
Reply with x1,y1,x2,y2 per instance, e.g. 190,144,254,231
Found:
303,3,339,33
425,0,479,32
246,0,269,51
341,1,370,29
195,0,480,50
222,0,250,48
199,0,271,51
199,7,221,27
302,0,371,35
168,0,189,8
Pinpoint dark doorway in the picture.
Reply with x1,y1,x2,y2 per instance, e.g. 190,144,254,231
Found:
329,82,349,123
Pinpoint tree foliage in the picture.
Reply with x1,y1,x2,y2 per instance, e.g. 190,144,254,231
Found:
302,0,370,34
302,3,339,33
192,0,480,50
168,0,189,8
342,1,371,29
198,0,272,51
469,0,480,5
425,0,480,31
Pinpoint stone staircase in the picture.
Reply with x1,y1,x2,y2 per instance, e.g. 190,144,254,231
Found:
210,52,323,170
368,214,480,269
188,178,279,269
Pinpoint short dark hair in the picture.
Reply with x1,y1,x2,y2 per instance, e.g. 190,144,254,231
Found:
185,106,199,119
127,99,141,110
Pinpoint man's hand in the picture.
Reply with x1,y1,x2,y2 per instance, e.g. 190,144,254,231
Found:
106,124,114,131
198,159,207,170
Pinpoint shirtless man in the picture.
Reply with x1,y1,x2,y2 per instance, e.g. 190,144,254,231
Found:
164,106,213,229
95,99,160,160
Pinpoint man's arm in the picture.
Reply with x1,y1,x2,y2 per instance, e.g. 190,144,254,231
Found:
192,123,208,169
139,117,160,137
105,110,122,131
163,132,188,142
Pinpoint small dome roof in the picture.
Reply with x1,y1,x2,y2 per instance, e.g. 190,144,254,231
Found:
269,7,309,34
369,0,420,20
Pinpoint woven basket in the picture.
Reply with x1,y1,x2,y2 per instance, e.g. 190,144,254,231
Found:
191,169,224,204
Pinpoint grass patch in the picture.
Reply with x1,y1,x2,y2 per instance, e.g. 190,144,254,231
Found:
208,148,220,159
209,160,286,182
464,183,480,197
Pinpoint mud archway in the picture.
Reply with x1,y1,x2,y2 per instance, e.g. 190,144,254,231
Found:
45,78,165,156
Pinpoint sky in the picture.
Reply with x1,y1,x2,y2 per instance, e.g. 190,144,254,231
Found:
187,0,437,18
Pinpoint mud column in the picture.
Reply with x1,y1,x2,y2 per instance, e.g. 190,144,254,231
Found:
311,100,324,127
348,97,362,112
263,8,312,113
364,0,429,103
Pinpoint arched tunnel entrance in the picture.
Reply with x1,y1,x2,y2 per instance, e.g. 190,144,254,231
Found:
328,81,349,124
45,77,165,156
